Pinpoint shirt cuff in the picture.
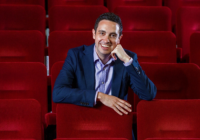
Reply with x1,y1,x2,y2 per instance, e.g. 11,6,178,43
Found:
123,58,133,67
94,91,98,105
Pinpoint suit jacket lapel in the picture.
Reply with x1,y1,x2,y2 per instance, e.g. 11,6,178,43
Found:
82,44,95,90
112,58,124,97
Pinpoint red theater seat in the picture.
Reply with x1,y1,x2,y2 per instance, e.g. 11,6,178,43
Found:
0,31,45,63
55,139,128,140
163,0,200,33
56,103,133,140
137,100,200,140
48,0,104,13
190,32,200,67
121,31,177,63
107,0,162,12
132,63,200,112
0,99,42,140
0,62,47,126
0,0,45,8
114,6,171,31
49,5,108,32
0,5,46,36
177,7,200,61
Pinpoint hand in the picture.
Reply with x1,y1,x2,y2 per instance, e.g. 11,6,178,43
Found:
111,44,131,63
97,92,132,115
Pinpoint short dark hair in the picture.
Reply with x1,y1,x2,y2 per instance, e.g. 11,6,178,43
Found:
94,12,123,36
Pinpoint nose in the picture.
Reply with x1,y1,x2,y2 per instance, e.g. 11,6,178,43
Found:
102,35,110,44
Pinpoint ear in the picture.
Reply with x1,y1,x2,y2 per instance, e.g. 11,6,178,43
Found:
117,34,123,44
92,29,95,40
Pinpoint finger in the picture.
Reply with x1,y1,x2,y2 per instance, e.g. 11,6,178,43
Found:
117,101,132,112
113,106,123,116
115,104,128,115
111,52,117,60
118,99,132,108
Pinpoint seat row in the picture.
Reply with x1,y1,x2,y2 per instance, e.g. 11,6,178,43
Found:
1,5,200,60
2,98,200,140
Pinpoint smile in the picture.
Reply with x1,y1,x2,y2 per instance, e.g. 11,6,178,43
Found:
101,44,110,48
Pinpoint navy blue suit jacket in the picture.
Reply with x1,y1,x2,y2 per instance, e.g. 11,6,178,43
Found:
53,44,157,107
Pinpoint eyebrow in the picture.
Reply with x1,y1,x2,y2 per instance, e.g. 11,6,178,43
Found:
98,30,117,34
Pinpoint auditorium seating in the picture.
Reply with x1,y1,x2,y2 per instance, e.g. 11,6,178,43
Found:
48,0,104,13
0,0,45,8
177,7,200,62
0,99,42,140
114,6,171,31
163,0,200,33
56,103,133,140
0,5,45,36
48,31,94,73
121,31,177,63
137,100,200,140
0,31,45,63
132,63,200,111
0,62,47,126
49,5,108,33
106,0,162,12
190,32,200,67
55,139,128,140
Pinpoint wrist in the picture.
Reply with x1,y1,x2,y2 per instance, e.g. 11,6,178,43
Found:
123,55,131,63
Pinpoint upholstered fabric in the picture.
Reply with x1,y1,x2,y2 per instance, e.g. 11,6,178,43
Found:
137,100,200,140
56,103,133,140
48,31,94,72
0,62,47,125
121,31,176,63
107,0,162,12
114,6,171,31
190,32,200,67
49,5,108,32
0,31,44,63
0,0,44,8
0,99,42,140
0,5,45,36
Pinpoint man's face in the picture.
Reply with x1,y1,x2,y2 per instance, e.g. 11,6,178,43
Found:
92,20,122,59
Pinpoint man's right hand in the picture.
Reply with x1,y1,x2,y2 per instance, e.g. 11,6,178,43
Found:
97,92,132,115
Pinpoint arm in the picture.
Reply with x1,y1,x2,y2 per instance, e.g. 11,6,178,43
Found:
52,49,96,107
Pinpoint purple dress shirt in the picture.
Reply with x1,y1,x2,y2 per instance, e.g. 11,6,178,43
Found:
93,46,133,104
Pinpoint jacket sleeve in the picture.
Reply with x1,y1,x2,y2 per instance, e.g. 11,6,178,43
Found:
125,53,157,100
52,49,96,107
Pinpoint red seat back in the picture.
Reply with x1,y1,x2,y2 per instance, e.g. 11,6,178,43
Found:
137,100,200,140
0,99,42,140
0,31,44,63
132,63,200,111
107,0,162,12
0,5,45,36
49,5,108,32
121,31,176,63
56,103,133,140
190,32,200,67
48,31,94,73
0,0,45,8
0,62,47,125
114,6,171,31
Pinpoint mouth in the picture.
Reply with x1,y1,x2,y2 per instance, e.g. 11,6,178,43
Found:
100,44,110,50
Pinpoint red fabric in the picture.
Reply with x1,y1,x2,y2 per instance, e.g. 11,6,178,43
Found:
51,61,65,113
164,0,200,32
107,0,162,12
55,138,128,140
49,6,108,32
48,0,104,13
146,139,200,140
0,99,42,140
132,63,200,112
48,31,94,72
0,31,45,63
56,103,133,140
177,7,200,59
137,100,200,140
114,6,171,31
45,112,56,126
0,5,45,36
121,31,176,63
0,0,45,8
0,62,47,125
190,32,200,67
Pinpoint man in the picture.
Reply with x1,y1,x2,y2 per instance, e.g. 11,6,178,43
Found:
53,13,157,115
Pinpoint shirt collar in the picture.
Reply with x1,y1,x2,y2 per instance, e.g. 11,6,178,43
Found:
93,45,115,65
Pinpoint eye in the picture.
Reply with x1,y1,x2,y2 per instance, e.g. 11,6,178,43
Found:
99,31,105,36
110,34,117,38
